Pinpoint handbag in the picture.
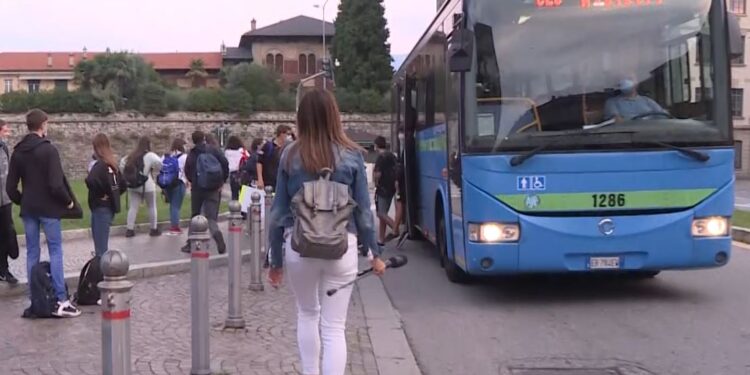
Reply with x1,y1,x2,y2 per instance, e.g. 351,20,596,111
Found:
61,176,83,220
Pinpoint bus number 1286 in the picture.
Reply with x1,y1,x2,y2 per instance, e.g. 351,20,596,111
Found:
592,193,626,208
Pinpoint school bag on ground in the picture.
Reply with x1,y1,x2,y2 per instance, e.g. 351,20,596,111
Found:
196,151,224,190
22,262,65,319
74,255,103,306
157,153,182,190
290,168,356,259
123,156,148,189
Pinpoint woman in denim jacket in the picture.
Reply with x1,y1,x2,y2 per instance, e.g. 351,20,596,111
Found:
268,89,386,375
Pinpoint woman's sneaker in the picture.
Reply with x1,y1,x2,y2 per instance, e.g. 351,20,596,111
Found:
166,226,182,236
53,300,81,318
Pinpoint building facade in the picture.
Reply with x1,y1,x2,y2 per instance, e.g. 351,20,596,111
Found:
236,15,334,89
730,0,750,178
0,51,223,93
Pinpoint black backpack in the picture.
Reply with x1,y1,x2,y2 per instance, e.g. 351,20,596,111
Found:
74,255,103,306
22,262,64,319
123,156,148,189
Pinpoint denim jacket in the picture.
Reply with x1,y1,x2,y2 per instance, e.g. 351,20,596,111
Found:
268,143,381,268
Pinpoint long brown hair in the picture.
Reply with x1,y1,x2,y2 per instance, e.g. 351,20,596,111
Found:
127,136,151,169
92,133,118,171
290,89,360,173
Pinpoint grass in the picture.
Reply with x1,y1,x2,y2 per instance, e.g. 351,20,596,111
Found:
733,210,750,229
12,180,228,232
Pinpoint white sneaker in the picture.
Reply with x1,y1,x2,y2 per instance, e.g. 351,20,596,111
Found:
53,300,82,318
97,299,102,306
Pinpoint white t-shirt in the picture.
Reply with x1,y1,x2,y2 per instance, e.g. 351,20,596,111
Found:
225,148,249,173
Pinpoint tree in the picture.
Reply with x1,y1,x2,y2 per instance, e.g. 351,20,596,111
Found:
186,59,209,88
224,63,283,100
74,52,162,111
331,0,393,94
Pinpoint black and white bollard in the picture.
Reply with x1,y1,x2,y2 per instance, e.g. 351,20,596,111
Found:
99,249,133,375
248,193,264,292
225,201,245,329
189,216,211,375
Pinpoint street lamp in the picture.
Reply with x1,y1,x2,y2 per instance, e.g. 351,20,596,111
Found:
314,0,330,90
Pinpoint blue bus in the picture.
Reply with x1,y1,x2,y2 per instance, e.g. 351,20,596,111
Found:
392,0,743,282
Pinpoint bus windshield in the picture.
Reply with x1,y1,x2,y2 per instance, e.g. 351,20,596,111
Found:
465,0,729,153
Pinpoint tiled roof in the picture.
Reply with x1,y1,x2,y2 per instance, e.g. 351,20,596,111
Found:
0,52,223,72
244,15,334,38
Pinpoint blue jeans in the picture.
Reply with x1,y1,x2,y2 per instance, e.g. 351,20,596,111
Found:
91,207,114,257
168,181,186,228
23,216,67,302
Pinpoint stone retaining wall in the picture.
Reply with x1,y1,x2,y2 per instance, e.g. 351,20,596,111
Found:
0,112,390,179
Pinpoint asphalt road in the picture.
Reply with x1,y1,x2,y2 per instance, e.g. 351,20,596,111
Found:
735,180,750,210
381,240,750,375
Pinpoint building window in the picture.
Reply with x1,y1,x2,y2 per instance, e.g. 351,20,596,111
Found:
731,88,744,117
732,35,746,65
307,54,316,74
299,54,308,75
266,53,274,67
274,54,284,74
730,0,746,14
736,141,743,170
3,79,12,94
54,80,68,92
27,80,40,93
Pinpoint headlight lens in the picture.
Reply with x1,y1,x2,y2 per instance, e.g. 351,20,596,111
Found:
468,223,520,243
691,217,729,237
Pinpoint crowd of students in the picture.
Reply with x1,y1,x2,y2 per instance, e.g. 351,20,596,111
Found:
0,109,298,318
1,90,402,375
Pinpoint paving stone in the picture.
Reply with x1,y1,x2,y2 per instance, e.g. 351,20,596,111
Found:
1,267,378,375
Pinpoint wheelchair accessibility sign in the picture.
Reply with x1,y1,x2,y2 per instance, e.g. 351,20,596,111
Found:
517,176,546,191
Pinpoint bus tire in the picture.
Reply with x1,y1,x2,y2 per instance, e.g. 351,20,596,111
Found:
437,213,469,284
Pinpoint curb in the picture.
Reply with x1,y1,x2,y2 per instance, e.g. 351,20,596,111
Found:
15,212,230,247
732,226,750,244
0,249,253,299
357,272,422,375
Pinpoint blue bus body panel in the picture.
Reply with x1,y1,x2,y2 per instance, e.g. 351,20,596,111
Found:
415,124,448,241
457,149,734,275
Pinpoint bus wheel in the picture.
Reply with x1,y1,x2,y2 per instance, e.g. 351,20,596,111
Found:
437,214,469,284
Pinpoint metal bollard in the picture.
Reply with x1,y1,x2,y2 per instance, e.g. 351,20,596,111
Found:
189,216,211,375
99,249,133,375
224,201,245,329
263,186,274,266
248,193,264,292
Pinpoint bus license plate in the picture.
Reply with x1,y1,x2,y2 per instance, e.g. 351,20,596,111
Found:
589,257,620,270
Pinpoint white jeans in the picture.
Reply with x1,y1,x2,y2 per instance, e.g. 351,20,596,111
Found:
285,231,358,375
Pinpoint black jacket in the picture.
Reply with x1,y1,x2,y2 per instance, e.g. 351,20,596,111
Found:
6,134,72,219
86,160,127,213
184,143,229,191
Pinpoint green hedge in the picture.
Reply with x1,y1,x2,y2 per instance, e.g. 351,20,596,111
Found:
1,87,388,115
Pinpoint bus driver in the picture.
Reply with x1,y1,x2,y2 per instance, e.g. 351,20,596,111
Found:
604,78,669,122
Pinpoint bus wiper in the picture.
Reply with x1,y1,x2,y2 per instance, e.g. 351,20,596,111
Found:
509,141,556,166
640,140,710,162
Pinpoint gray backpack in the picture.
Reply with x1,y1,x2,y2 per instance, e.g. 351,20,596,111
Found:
290,168,356,259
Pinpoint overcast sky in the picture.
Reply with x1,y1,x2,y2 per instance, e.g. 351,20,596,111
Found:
0,0,434,59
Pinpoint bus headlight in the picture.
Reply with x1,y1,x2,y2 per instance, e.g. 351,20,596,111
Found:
468,223,520,243
691,217,729,237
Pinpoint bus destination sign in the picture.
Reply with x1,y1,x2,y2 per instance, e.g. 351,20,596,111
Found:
536,0,663,8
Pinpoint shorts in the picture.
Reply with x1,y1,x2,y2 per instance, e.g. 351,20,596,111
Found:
375,193,394,216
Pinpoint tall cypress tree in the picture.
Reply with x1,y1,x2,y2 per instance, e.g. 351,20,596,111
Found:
331,0,393,94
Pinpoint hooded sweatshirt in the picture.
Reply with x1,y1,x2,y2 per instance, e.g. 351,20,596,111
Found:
6,133,72,219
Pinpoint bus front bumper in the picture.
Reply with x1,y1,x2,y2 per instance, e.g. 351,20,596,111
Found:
462,212,732,275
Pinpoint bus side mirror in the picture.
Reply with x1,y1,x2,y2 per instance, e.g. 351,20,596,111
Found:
449,28,474,73
728,13,743,59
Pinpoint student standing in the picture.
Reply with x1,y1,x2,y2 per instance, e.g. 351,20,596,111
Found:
120,136,163,237
163,138,188,235
85,134,127,257
372,136,400,245
7,109,81,317
224,135,249,201
0,119,18,284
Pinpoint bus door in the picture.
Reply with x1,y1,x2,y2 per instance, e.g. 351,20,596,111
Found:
403,76,421,239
